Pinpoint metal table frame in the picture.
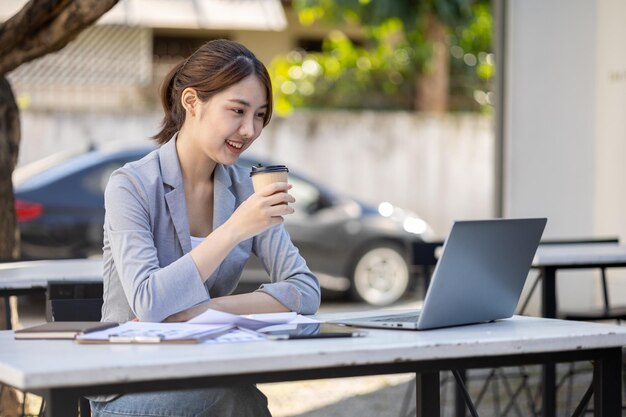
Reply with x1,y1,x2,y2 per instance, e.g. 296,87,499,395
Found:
534,261,626,416
31,347,622,417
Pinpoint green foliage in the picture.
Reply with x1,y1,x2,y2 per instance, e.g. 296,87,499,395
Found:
295,0,474,31
448,2,494,112
271,23,421,113
270,0,493,115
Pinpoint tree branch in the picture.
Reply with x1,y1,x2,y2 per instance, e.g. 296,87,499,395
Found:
0,0,119,75
0,0,72,56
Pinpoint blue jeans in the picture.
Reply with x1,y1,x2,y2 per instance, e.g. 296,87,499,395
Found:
90,385,271,417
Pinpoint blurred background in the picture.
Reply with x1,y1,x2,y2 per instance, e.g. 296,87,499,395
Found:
2,0,626,313
2,0,495,308
2,1,626,416
4,0,495,237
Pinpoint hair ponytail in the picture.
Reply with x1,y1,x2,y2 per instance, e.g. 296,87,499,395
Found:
152,61,185,144
151,39,273,145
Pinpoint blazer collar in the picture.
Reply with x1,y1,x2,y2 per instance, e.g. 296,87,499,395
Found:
160,137,191,253
212,163,236,231
159,136,183,189
159,137,237,252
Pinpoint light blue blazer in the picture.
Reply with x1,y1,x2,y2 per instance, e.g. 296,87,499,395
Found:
101,138,321,323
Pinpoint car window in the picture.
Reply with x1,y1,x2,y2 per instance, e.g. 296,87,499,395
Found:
290,176,321,213
13,147,91,187
82,162,127,195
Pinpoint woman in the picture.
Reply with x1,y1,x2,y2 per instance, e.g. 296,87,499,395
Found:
91,39,320,417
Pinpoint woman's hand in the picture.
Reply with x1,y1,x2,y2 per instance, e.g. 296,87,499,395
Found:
226,182,295,243
189,182,295,282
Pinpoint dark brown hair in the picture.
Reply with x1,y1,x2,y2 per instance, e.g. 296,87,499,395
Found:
152,39,273,144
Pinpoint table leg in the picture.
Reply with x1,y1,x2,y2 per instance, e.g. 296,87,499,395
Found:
593,348,622,417
540,267,557,417
454,370,467,417
541,363,556,417
540,267,557,319
416,371,440,417
43,389,79,417
3,296,11,330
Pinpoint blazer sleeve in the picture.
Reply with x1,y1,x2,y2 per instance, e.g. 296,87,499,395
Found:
104,169,210,322
252,224,321,315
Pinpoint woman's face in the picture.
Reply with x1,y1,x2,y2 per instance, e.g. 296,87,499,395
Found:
184,74,268,165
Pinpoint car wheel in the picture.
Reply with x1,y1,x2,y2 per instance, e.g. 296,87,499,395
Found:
350,243,410,306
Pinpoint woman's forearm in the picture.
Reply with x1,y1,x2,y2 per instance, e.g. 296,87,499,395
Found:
163,302,212,322
189,223,239,282
164,292,289,322
208,292,290,315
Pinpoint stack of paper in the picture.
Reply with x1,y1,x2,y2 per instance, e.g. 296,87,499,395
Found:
71,310,320,344
186,309,317,330
75,322,234,344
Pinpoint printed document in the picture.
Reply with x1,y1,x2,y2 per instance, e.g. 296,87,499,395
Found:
75,322,234,344
186,309,321,330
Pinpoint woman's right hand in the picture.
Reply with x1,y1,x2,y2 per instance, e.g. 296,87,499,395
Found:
190,183,295,282
226,182,295,243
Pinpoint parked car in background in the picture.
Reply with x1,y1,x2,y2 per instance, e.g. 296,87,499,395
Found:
13,146,435,305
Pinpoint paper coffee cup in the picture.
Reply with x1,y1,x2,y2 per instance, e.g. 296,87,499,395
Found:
250,164,289,193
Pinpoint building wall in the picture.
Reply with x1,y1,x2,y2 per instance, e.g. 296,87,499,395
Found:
504,0,596,238
593,0,626,310
7,4,359,113
17,110,494,241
594,0,626,247
504,0,626,313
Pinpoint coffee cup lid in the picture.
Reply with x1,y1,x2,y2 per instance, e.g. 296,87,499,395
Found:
250,164,289,176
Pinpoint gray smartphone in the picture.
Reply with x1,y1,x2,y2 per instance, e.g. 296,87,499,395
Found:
257,323,368,340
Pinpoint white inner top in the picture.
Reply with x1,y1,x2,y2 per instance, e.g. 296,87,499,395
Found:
190,236,205,249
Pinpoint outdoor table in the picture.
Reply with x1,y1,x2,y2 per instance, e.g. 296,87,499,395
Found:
0,315,624,417
0,258,103,328
531,243,626,416
532,243,626,318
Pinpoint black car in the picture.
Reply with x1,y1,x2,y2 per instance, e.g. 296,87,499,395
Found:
14,146,434,305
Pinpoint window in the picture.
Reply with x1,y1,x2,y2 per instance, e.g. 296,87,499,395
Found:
153,34,230,60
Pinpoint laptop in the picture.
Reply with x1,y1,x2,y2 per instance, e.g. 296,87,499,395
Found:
331,218,547,330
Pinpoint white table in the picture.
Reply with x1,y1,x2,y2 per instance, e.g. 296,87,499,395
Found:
531,243,626,318
0,315,624,417
0,259,103,295
530,243,626,416
0,259,103,327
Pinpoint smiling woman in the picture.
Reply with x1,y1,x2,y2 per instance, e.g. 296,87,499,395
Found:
92,39,320,417
152,40,273,145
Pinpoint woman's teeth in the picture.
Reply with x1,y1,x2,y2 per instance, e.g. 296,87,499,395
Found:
226,140,243,149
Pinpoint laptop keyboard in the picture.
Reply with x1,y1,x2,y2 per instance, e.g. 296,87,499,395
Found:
371,312,421,323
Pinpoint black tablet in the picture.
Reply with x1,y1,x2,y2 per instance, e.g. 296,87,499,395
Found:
257,323,367,340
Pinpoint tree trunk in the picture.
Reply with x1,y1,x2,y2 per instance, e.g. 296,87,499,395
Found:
414,13,449,113
0,75,21,417
0,1,119,414
0,75,20,299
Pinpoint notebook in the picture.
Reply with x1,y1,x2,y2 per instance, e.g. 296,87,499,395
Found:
330,218,547,330
14,321,118,340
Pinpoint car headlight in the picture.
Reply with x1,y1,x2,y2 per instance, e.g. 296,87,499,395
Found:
378,201,431,236
378,202,394,217
402,217,428,235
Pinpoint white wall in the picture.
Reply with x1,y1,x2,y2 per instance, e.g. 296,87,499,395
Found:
593,0,626,309
505,0,626,312
17,110,494,240
594,1,626,244
504,0,596,237
252,111,494,237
